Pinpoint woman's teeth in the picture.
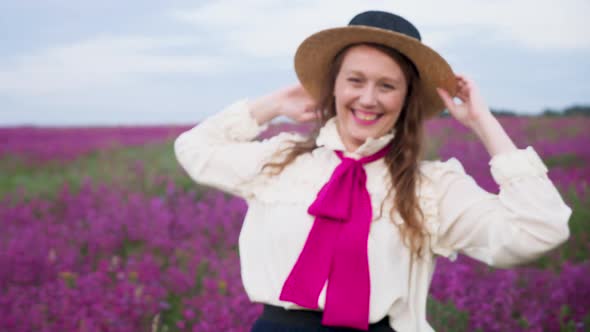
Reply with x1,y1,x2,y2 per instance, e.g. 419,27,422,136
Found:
353,110,381,121
357,113,378,120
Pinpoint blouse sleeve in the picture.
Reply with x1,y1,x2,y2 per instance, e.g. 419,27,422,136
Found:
174,99,302,200
422,147,572,268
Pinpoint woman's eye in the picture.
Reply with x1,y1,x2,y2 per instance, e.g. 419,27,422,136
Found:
347,77,361,83
382,83,394,90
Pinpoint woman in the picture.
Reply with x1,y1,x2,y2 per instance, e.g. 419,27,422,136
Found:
174,11,571,332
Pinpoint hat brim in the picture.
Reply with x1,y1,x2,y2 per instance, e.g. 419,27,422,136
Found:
294,26,456,119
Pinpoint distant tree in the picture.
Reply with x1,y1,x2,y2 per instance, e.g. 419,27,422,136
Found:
563,105,590,116
490,109,518,117
435,105,590,118
542,108,561,117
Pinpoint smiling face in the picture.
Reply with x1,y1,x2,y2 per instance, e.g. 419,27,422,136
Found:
333,44,409,152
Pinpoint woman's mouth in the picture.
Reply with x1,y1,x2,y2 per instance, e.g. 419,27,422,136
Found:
351,109,384,125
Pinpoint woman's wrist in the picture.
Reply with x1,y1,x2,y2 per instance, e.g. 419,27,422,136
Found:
248,92,283,125
471,112,518,157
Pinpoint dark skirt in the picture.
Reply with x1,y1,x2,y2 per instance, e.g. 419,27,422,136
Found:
250,304,396,332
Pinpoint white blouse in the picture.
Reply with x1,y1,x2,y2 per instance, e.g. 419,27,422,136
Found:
174,99,571,332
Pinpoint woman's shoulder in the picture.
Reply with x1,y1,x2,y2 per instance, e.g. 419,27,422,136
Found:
260,130,307,144
256,131,309,158
253,133,328,205
258,128,309,146
418,157,467,184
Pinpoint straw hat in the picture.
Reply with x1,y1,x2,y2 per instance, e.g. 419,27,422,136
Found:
294,11,456,119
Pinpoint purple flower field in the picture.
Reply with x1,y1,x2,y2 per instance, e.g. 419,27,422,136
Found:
1,116,589,331
0,126,189,163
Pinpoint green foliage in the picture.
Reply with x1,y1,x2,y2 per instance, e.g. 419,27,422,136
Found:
121,239,145,260
559,191,590,263
558,305,574,331
564,105,590,116
543,105,590,117
491,108,518,116
193,260,209,295
442,104,590,117
159,293,183,332
0,156,91,200
517,315,530,329
545,154,586,168
524,190,589,270
0,140,205,201
427,296,470,331
153,260,211,332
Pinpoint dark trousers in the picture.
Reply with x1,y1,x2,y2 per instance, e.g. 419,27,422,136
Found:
250,304,396,332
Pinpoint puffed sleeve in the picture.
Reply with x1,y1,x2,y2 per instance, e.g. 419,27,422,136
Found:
174,99,302,200
421,147,572,268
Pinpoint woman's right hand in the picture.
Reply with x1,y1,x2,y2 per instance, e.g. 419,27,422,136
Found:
249,84,318,125
278,84,318,123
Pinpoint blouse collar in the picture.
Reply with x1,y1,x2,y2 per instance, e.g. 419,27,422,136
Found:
315,117,395,159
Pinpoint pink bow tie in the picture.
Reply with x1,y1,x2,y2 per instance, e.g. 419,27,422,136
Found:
279,143,391,331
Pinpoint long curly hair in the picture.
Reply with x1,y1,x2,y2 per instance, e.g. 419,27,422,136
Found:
261,43,429,258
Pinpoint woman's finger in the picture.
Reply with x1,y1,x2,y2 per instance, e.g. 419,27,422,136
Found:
456,90,469,102
436,87,456,112
456,73,468,82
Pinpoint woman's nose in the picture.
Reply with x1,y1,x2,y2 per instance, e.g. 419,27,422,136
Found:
359,85,377,107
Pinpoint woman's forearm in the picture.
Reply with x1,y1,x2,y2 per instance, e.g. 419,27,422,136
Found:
248,84,318,125
471,112,518,157
247,93,282,126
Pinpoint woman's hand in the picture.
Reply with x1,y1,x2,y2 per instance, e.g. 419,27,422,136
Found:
436,74,518,157
249,84,318,125
436,74,491,129
278,84,319,123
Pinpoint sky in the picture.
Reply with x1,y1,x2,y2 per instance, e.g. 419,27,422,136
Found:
1,0,589,126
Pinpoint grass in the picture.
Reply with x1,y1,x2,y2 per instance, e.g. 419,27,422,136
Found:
0,140,200,201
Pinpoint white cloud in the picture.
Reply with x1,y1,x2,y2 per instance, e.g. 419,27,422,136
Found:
0,35,228,96
3,0,586,98
404,0,590,51
172,0,590,58
1,0,587,125
170,0,377,58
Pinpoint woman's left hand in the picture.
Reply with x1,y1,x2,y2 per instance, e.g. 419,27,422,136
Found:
436,74,518,156
436,74,492,129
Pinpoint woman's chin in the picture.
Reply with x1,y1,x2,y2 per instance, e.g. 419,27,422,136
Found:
348,133,371,148
340,123,383,150
348,128,377,143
